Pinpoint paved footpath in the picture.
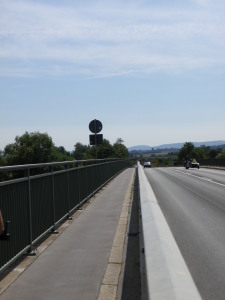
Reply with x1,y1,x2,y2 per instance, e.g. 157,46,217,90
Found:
0,168,135,300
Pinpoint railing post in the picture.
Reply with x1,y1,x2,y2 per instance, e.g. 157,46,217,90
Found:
77,165,81,209
86,165,88,198
27,168,36,254
51,166,58,233
66,165,73,219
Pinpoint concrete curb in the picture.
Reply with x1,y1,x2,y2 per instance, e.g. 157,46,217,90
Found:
98,169,135,300
138,163,202,300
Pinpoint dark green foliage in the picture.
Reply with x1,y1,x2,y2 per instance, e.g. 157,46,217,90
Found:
73,138,129,160
177,142,224,162
177,142,195,161
73,143,92,160
0,151,6,166
0,132,129,167
54,146,73,162
2,132,73,166
216,150,225,159
91,139,114,159
113,140,129,158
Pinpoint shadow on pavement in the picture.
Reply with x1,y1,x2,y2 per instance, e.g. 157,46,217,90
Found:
121,170,141,300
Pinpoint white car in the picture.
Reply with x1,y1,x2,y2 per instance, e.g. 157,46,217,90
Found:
144,161,151,168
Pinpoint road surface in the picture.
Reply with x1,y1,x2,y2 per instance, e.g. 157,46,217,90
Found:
144,167,225,300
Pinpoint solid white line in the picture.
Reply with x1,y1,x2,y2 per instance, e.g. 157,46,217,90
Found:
173,169,225,188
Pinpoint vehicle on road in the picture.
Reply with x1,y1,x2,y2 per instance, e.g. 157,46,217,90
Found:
190,161,200,169
144,161,151,168
184,160,190,169
184,159,200,169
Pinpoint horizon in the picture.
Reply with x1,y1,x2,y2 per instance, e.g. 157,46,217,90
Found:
1,134,225,152
1,0,225,151
128,139,225,149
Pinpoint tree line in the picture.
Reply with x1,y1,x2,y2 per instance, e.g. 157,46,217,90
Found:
0,131,129,167
1,133,224,168
139,141,225,167
177,142,225,161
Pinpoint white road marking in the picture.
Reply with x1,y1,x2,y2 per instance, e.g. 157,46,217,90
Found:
173,169,225,188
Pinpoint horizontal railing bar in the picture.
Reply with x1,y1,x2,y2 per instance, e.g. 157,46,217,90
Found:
0,158,121,172
0,160,123,185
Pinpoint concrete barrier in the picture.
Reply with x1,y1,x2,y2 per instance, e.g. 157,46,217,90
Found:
138,162,202,300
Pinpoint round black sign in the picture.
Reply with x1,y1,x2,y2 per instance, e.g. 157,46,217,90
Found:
89,119,103,133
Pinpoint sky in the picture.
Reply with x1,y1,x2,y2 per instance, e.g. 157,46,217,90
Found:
0,0,225,151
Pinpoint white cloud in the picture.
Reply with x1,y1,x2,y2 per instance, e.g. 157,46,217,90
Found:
0,0,224,78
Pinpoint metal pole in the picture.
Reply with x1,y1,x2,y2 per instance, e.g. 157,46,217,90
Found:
95,119,97,159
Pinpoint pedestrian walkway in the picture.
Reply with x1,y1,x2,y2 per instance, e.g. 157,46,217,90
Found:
0,168,135,300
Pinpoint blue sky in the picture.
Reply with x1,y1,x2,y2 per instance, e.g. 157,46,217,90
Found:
0,0,224,151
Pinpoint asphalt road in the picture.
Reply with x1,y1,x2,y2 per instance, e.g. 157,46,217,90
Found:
144,167,225,300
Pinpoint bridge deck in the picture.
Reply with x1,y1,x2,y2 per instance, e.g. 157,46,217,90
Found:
0,168,135,300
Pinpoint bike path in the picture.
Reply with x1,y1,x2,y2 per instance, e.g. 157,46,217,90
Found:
0,168,135,300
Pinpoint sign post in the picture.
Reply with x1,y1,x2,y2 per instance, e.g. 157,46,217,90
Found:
89,119,103,159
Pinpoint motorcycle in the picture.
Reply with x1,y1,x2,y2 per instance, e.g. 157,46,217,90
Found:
184,160,190,169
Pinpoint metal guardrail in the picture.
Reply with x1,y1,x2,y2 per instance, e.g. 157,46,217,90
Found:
198,158,225,167
138,162,202,300
0,159,131,273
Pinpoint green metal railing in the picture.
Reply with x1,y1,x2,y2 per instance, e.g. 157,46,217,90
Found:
0,159,131,273
198,158,225,167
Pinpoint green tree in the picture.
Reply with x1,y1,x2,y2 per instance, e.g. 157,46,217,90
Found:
73,142,92,160
192,146,210,160
216,149,225,159
177,142,195,161
209,148,223,159
115,138,124,144
4,131,58,165
91,139,114,159
55,146,73,161
112,138,129,158
0,150,6,167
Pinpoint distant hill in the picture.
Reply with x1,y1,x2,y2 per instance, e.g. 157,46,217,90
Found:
128,140,225,151
191,141,225,148
128,145,152,151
